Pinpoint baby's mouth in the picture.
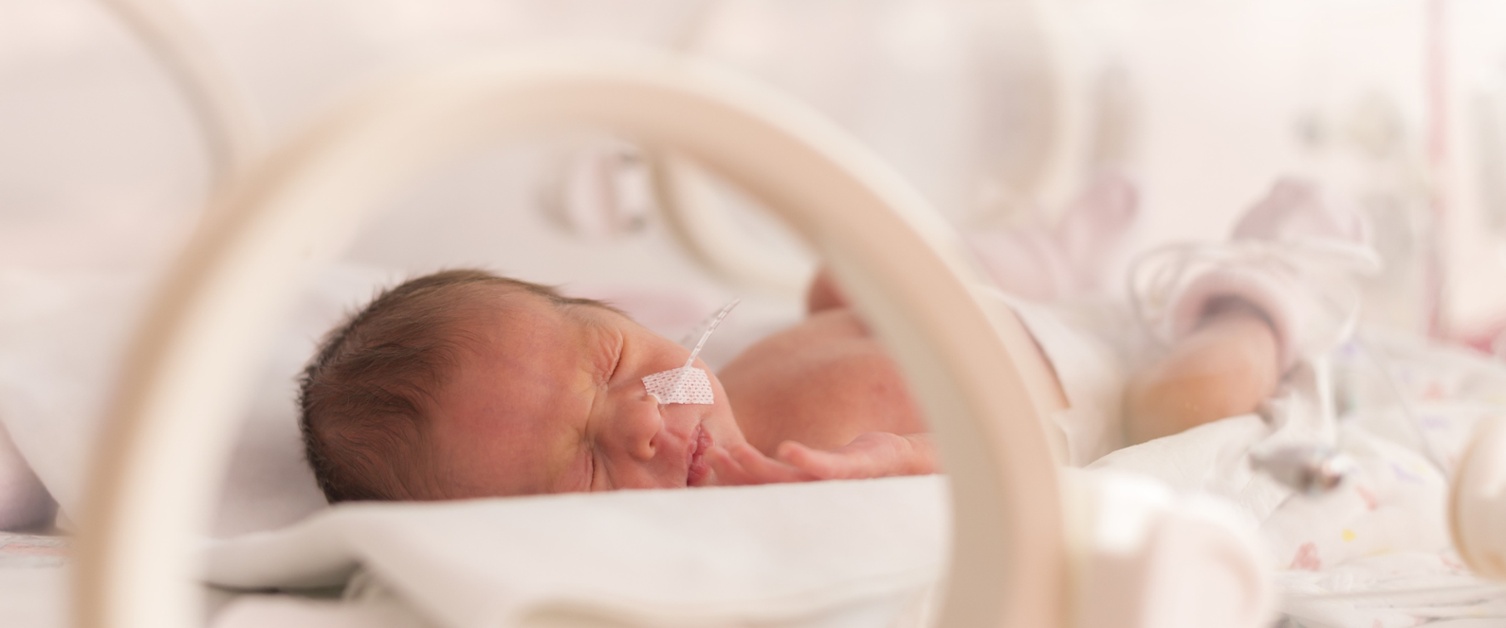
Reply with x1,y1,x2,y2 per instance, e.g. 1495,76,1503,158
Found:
686,424,713,487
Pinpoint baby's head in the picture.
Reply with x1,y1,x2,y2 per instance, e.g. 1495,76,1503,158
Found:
299,269,741,503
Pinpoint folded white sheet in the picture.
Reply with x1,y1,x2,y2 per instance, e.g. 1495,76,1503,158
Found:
206,474,1272,628
0,265,370,536
1278,551,1506,627
208,478,948,628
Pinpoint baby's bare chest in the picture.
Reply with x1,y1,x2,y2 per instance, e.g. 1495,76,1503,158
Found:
717,310,926,453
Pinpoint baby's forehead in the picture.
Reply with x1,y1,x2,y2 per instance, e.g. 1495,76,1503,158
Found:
441,285,644,373
450,287,618,351
471,283,618,316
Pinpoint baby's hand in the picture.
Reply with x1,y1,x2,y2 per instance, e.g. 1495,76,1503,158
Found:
707,433,937,487
777,433,937,479
706,443,817,486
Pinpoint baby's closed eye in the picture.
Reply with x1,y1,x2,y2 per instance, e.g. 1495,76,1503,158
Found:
592,327,626,387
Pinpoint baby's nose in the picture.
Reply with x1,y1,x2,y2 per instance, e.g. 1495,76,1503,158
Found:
612,393,663,462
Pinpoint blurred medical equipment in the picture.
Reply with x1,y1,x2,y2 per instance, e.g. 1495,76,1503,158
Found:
1250,445,1357,496
540,0,1137,295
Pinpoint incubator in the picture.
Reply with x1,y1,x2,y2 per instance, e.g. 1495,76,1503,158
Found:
3,1,1506,627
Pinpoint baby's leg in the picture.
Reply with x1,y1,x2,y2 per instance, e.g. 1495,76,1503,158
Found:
1122,177,1372,445
1123,299,1280,445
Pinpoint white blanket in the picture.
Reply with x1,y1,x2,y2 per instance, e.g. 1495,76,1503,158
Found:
205,473,1273,628
1090,330,1506,625
208,478,948,628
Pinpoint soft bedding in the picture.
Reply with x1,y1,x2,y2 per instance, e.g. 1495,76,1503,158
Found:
204,473,1271,628
0,265,375,536
0,532,69,628
1278,551,1506,627
206,478,948,628
1091,328,1506,626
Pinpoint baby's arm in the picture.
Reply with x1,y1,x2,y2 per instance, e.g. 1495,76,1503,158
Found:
1122,299,1281,445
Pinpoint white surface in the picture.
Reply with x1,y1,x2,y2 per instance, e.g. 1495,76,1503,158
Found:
215,596,431,628
208,479,947,628
0,532,71,628
0,565,70,628
206,474,1271,628
0,265,375,537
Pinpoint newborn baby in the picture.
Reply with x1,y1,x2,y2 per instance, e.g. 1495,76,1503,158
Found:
299,268,941,501
299,177,1357,503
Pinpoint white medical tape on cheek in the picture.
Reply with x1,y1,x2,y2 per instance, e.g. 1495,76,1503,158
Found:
643,298,739,405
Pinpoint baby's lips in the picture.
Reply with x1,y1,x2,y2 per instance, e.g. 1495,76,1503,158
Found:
685,426,714,487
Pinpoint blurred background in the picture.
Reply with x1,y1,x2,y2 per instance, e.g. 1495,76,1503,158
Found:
4,0,1506,532
3,0,1506,341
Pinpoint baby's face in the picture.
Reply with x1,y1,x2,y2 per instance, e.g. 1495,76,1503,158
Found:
420,288,743,498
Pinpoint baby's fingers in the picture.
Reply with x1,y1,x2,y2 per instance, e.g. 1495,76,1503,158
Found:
728,443,816,484
707,447,756,486
708,444,813,486
776,433,938,479
775,441,850,479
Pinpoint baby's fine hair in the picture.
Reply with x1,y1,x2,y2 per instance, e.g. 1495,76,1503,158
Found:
299,268,611,503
